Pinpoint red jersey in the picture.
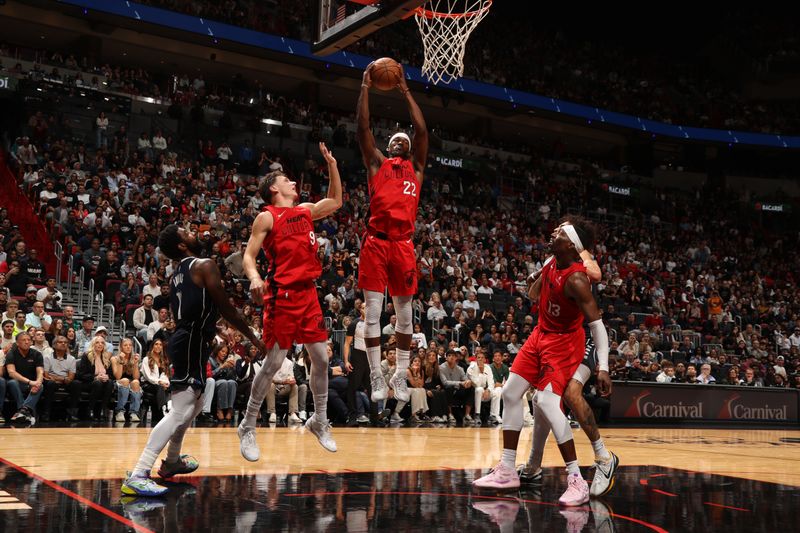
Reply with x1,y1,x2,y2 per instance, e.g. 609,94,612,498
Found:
367,157,419,240
262,205,321,288
537,260,588,333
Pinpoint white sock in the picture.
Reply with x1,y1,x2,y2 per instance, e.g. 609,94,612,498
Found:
366,345,382,372
132,449,158,478
592,438,611,462
395,348,410,371
501,448,516,469
566,460,581,476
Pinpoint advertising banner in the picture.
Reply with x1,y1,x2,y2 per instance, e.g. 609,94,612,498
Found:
611,382,799,423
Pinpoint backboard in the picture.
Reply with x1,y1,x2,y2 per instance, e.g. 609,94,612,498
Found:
312,0,425,56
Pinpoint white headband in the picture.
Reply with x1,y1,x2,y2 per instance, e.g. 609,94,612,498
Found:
389,132,411,151
562,224,584,253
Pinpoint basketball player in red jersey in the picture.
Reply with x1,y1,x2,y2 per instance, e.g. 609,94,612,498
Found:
237,142,342,461
474,219,609,507
356,62,428,405
518,218,619,499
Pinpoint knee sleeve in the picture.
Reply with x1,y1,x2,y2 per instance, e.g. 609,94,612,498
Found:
364,290,383,339
501,373,531,432
392,295,413,335
533,388,573,445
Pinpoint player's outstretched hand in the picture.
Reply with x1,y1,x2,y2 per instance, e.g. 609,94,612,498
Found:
362,62,374,88
597,370,612,397
249,277,267,301
319,142,336,166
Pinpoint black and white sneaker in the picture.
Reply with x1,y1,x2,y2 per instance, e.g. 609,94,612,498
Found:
516,465,543,484
590,452,620,497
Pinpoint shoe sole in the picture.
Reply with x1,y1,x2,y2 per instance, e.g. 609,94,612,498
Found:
121,483,168,497
472,481,521,491
591,453,619,497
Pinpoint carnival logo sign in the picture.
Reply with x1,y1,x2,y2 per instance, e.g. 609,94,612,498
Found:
624,390,704,418
718,393,788,420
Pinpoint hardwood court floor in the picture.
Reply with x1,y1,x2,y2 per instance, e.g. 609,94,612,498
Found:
2,425,800,532
1,425,799,485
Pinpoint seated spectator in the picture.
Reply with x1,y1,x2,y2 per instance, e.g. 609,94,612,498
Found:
1,319,14,351
235,343,263,417
111,338,143,423
32,328,52,359
467,351,501,425
722,367,742,385
293,349,310,422
684,365,699,384
119,272,141,307
439,349,472,425
83,325,114,355
5,332,44,424
741,367,763,387
142,274,161,299
696,363,716,385
25,300,52,333
209,342,237,422
145,307,170,345
140,338,170,424
1,300,20,326
74,316,96,352
656,361,675,383
153,283,171,311
40,335,80,422
267,353,302,424
327,342,349,424
404,355,429,423
36,277,63,312
618,333,639,357
133,294,157,345
76,335,115,420
422,350,448,422
412,323,428,350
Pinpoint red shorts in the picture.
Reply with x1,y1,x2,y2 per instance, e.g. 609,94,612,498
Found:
262,284,327,349
510,327,585,396
357,234,417,297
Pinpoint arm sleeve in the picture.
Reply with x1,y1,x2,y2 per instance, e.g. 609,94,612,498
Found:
589,319,609,372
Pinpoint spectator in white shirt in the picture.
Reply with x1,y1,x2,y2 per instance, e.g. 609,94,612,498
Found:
146,307,169,343
266,355,301,423
461,292,481,313
466,351,501,424
96,112,109,149
151,130,168,155
142,274,161,299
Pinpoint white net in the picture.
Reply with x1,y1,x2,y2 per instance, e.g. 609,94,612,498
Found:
414,0,492,85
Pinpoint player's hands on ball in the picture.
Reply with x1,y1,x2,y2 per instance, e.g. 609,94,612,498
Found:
362,62,374,88
396,63,409,93
319,142,336,166
597,370,612,397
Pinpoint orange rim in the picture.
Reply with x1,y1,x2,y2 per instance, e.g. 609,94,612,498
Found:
415,0,491,19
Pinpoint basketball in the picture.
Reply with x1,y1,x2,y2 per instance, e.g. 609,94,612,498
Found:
370,57,402,91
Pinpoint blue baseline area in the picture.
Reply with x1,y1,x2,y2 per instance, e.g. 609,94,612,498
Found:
59,0,800,149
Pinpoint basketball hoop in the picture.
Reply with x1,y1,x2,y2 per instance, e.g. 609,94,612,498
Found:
414,0,491,85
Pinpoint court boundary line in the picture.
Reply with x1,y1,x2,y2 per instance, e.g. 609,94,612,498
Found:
0,457,155,533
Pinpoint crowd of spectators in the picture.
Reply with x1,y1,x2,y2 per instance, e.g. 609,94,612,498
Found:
136,1,799,134
1,39,799,429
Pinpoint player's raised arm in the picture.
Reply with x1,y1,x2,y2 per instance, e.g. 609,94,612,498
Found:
243,210,273,301
197,259,266,354
356,63,384,175
301,142,343,221
396,64,428,178
565,272,611,395
580,250,602,282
